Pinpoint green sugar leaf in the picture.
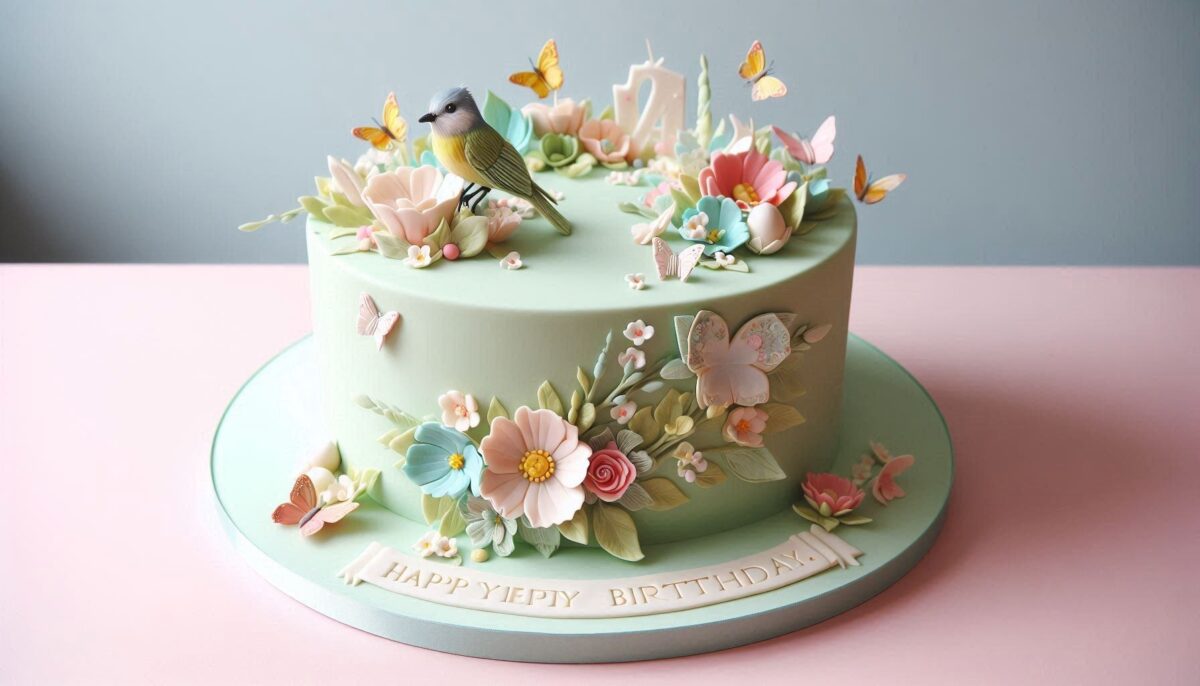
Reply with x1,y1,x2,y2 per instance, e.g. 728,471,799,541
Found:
712,447,787,483
557,507,589,544
536,380,565,416
760,402,806,433
592,502,644,562
641,478,690,511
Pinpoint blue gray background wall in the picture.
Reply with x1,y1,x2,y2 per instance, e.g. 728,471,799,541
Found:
0,0,1196,264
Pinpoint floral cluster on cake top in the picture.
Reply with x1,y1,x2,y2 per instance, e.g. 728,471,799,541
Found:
240,39,904,281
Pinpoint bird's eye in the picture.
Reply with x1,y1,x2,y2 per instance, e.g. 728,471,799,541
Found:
445,103,456,113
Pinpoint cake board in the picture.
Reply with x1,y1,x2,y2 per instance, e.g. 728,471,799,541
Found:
211,334,952,662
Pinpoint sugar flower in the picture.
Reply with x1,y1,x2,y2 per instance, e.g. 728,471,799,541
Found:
438,390,480,431
851,454,875,485
713,251,736,267
610,396,637,424
300,442,341,473
607,169,644,186
484,204,522,243
802,472,865,517
490,196,535,219
872,453,915,505
414,531,459,559
479,407,592,528
625,273,646,290
404,244,433,268
674,442,708,483
579,119,632,166
362,165,463,245
464,495,518,557
622,319,655,345
722,406,768,447
682,211,709,240
522,98,587,137
699,148,798,210
617,346,646,370
403,422,483,499
678,196,750,256
584,441,637,502
354,146,407,177
538,133,580,169
327,156,366,206
500,251,523,270
642,180,676,209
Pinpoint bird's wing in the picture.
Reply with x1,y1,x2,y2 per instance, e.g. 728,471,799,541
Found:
464,127,532,197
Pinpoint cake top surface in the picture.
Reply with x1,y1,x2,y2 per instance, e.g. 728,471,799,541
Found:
308,175,855,313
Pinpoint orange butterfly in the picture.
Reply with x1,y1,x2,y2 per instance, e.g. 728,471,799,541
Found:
352,92,407,150
738,41,787,101
509,39,563,99
853,155,906,205
271,474,359,536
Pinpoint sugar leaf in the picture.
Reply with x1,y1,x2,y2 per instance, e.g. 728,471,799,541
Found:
592,502,644,562
641,478,690,511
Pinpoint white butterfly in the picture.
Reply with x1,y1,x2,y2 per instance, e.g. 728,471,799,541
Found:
772,115,836,166
652,237,705,283
357,293,399,350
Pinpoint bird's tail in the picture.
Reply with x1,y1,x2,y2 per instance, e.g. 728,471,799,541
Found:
529,181,572,235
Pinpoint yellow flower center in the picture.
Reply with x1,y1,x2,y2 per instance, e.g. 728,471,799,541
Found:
707,228,722,244
732,182,760,206
519,449,556,483
448,453,465,470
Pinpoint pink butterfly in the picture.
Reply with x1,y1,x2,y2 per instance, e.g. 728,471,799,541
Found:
652,237,705,282
772,115,836,165
271,474,359,536
686,310,792,408
357,293,399,350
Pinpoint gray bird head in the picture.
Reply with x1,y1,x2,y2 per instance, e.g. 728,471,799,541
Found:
418,87,483,137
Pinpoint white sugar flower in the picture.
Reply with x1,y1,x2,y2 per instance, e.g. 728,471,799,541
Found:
405,244,433,268
674,442,709,483
713,251,736,267
433,535,458,558
617,346,646,370
683,211,709,240
610,396,637,425
625,273,646,290
500,251,523,270
622,319,655,345
438,390,480,431
413,531,439,558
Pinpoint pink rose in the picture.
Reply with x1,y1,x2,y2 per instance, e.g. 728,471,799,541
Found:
802,472,865,517
583,442,636,502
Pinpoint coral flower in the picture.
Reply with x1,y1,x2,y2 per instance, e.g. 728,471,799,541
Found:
802,472,865,517
698,148,798,209
362,165,463,245
578,119,632,165
480,407,592,528
722,406,769,447
584,442,637,502
872,454,915,505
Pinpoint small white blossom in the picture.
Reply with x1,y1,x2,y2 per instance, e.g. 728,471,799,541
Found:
622,319,655,345
610,396,637,425
625,273,646,290
617,346,646,370
500,251,523,270
405,244,433,268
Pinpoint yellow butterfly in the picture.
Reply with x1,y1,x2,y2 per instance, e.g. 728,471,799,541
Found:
854,155,907,205
352,92,407,150
739,41,787,101
508,39,563,99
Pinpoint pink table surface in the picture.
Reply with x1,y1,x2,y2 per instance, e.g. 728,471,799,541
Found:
1,265,1197,684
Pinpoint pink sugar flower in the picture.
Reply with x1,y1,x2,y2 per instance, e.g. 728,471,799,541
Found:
871,454,915,505
722,406,768,447
802,472,865,517
698,148,797,210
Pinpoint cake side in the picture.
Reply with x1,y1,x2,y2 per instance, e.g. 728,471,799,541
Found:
308,181,856,546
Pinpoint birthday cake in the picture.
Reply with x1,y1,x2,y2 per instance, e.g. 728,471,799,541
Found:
242,40,911,567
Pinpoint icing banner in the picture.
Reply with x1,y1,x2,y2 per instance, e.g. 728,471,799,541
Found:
338,525,861,619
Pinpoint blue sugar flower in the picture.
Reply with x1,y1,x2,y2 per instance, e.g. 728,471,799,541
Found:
481,90,533,154
403,422,483,499
677,195,749,256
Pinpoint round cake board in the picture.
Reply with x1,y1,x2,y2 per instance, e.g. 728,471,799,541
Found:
211,335,952,663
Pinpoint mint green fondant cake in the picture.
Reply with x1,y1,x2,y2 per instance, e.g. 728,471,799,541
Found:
307,175,856,545
240,43,914,566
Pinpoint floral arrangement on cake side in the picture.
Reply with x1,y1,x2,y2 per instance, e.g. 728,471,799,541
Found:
352,309,833,562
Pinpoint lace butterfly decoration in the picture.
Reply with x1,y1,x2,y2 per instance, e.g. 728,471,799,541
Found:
652,237,705,282
685,310,792,408
271,474,359,537
357,293,399,350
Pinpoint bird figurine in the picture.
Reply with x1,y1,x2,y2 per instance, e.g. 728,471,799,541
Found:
419,87,572,235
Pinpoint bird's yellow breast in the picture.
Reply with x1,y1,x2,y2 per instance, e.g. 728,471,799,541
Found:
431,133,488,186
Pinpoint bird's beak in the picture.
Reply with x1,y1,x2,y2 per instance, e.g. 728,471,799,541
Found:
418,112,436,124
